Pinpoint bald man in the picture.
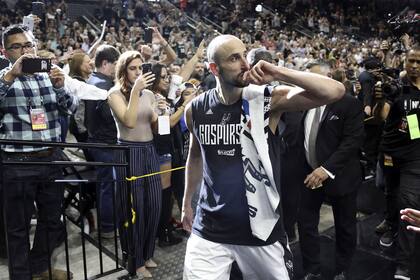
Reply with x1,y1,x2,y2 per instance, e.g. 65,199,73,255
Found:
181,35,345,280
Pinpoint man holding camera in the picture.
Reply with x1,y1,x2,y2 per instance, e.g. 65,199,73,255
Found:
0,24,78,280
380,46,420,280
359,58,387,176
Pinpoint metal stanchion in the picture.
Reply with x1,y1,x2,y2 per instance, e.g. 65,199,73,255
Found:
0,139,129,280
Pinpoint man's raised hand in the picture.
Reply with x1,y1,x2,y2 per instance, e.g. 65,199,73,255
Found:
247,60,278,85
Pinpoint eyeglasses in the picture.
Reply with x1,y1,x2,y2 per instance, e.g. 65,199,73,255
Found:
6,42,35,52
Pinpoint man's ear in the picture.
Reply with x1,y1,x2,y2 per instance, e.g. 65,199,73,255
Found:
101,60,108,69
208,62,219,77
1,48,8,59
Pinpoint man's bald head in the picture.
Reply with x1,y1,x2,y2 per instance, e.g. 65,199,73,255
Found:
207,35,242,65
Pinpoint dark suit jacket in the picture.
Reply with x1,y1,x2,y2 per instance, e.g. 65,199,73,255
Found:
303,94,365,196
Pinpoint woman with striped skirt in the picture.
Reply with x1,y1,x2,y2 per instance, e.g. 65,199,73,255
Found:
108,51,167,278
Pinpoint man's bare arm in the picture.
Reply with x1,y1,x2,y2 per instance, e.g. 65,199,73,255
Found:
179,40,206,82
181,102,203,232
248,61,345,112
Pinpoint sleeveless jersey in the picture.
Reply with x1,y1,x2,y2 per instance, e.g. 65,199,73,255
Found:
191,89,284,246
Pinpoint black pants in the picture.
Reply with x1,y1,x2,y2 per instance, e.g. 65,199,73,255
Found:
0,182,7,259
381,157,400,232
412,235,420,279
280,149,305,238
394,160,420,271
363,122,383,171
298,187,357,275
158,187,173,239
115,140,162,269
1,149,65,280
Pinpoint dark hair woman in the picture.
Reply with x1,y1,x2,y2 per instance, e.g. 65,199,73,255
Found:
149,63,196,247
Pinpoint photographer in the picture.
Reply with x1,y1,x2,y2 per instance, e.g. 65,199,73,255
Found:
359,57,398,176
0,24,78,279
380,46,420,280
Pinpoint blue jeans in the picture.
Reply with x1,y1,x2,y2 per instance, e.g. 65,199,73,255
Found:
89,147,116,233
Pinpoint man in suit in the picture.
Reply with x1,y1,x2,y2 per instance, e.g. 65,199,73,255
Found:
297,61,364,280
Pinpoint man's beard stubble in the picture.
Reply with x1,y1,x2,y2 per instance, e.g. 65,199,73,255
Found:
219,68,250,88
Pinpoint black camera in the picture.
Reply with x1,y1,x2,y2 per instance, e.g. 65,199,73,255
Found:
22,58,51,73
377,68,400,98
381,80,400,98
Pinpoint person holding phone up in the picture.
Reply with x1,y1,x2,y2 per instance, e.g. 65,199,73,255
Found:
0,24,78,280
139,27,177,67
108,51,166,279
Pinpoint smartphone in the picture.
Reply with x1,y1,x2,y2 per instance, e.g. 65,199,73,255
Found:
144,28,153,44
142,63,152,74
22,58,51,73
23,16,35,32
32,1,45,18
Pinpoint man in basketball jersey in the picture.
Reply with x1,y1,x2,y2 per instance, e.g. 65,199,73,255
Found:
181,34,345,280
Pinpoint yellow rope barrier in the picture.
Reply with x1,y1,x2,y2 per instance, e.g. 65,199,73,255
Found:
125,166,186,181
123,166,186,227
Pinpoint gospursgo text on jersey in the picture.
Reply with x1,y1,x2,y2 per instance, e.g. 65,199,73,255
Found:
198,124,242,145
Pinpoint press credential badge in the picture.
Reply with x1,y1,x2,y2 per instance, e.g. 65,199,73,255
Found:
30,108,47,130
407,114,420,140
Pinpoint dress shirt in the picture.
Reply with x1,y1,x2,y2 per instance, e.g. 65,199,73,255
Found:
64,74,109,100
304,105,335,179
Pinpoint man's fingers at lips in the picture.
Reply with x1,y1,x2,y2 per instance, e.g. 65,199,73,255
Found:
255,67,264,77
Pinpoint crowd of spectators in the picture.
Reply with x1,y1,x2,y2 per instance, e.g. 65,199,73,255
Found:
0,0,417,78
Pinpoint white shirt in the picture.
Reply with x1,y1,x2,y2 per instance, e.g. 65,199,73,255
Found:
64,75,109,100
304,105,335,179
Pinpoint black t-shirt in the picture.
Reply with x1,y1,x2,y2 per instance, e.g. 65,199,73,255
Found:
380,77,420,161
